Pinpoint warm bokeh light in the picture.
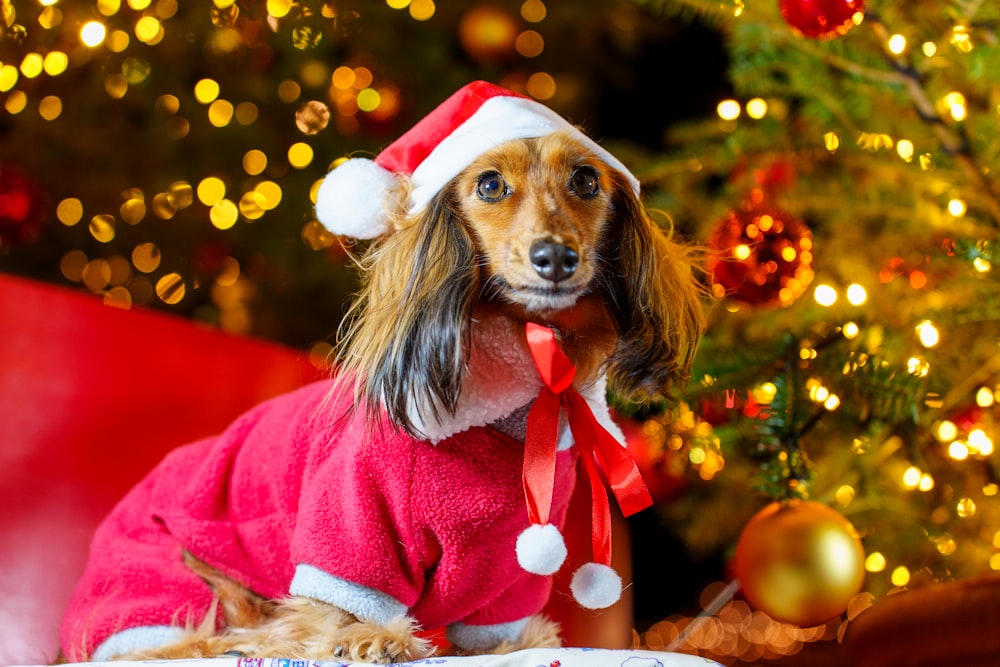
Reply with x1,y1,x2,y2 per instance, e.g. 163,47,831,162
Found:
717,99,740,121
746,97,767,119
81,21,107,47
887,33,906,55
814,284,837,306
915,320,939,347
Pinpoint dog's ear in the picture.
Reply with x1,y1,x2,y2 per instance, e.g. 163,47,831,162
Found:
600,174,706,403
336,188,478,436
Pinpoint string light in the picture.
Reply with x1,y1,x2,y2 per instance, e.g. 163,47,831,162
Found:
824,131,840,152
717,99,740,121
896,139,914,162
80,21,107,47
746,97,767,119
915,320,939,347
865,552,886,572
976,386,996,407
814,284,837,306
890,566,910,587
887,34,906,55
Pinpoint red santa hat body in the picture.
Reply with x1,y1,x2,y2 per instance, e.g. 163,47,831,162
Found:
315,80,640,239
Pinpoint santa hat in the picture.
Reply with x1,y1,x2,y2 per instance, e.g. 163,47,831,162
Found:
315,80,641,239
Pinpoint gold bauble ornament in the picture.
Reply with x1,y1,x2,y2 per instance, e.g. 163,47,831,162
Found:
734,499,865,627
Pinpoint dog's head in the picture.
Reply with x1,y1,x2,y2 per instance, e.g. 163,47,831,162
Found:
457,129,616,314
317,83,705,436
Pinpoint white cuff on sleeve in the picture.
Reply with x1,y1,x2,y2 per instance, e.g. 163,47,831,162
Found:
290,563,408,625
446,617,529,651
92,625,184,661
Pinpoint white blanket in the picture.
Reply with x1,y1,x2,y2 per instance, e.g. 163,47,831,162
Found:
13,648,721,667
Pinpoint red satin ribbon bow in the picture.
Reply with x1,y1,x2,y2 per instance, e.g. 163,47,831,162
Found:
523,322,653,568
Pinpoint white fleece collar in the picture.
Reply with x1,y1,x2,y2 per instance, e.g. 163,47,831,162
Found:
406,320,625,449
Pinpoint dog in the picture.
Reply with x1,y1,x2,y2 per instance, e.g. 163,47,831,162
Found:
60,82,704,663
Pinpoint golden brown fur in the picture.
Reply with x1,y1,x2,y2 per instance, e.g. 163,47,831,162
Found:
339,130,705,432
106,131,704,662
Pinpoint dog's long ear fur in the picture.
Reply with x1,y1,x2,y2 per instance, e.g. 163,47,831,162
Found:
600,172,706,403
335,187,478,436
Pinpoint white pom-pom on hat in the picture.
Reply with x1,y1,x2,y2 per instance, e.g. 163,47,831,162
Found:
315,158,401,240
570,562,623,609
516,523,567,576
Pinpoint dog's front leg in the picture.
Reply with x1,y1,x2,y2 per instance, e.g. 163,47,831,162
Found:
220,596,434,663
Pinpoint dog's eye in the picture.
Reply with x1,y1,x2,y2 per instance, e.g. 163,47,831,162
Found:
569,167,600,198
477,171,510,202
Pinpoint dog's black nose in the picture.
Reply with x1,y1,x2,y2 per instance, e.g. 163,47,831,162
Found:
529,240,579,283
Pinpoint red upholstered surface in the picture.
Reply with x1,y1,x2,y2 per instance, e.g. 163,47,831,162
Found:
0,273,321,665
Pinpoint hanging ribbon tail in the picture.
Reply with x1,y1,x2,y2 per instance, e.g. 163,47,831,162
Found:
572,422,614,566
523,386,561,526
564,389,653,518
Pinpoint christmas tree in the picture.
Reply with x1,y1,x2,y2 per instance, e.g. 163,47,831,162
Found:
2,0,999,664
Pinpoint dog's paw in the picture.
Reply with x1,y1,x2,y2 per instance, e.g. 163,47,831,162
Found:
331,616,435,664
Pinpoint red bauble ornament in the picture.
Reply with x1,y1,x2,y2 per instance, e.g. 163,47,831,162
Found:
706,189,814,308
734,500,866,627
778,0,864,40
0,163,46,248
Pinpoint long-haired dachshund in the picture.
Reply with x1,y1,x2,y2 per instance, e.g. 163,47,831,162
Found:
60,82,704,663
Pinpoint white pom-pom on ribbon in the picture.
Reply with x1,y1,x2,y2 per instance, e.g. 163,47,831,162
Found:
315,158,401,239
570,562,622,609
516,523,567,576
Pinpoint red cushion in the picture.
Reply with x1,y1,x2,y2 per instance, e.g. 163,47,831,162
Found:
0,273,320,665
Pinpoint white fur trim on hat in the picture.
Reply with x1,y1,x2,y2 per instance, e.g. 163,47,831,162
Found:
315,158,402,239
570,562,623,609
407,95,640,217
516,523,567,576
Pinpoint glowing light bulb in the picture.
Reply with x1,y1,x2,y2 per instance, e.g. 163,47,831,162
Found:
888,34,907,55
948,440,969,460
746,97,767,119
824,131,840,152
976,386,995,407
814,284,837,306
896,139,914,162
846,283,867,305
907,356,930,377
865,552,886,572
935,420,958,442
81,21,107,47
717,99,740,121
916,320,939,347
969,429,993,456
